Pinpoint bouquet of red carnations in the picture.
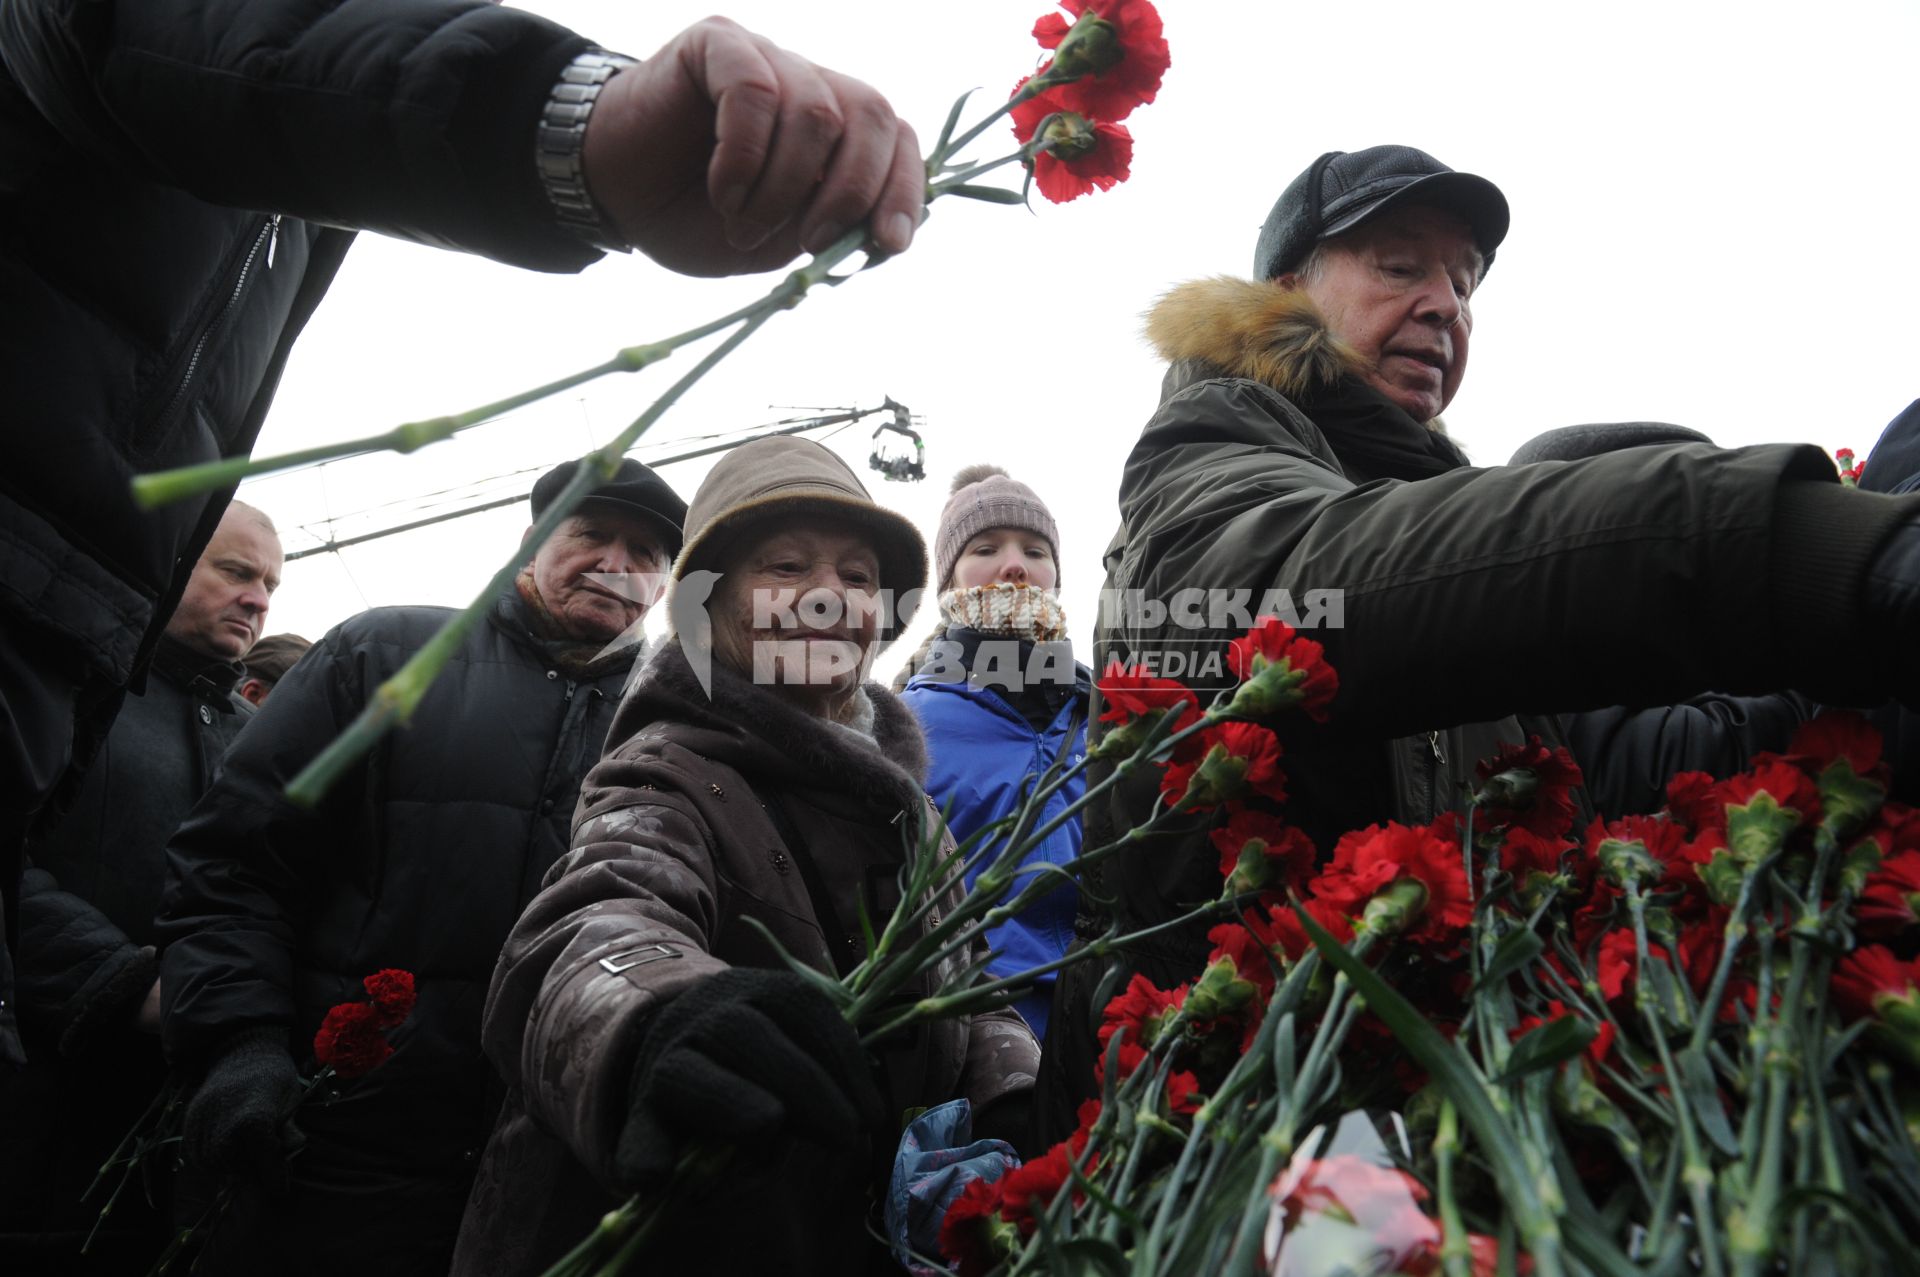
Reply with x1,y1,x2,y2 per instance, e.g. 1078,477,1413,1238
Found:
937,638,1920,1277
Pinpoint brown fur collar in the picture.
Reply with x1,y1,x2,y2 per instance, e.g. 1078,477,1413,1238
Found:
1143,277,1449,433
605,639,931,816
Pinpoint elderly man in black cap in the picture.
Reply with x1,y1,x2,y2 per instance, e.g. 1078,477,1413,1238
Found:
152,459,686,1277
1034,145,1920,1141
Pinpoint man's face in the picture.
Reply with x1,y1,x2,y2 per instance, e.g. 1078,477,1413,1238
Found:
1290,205,1482,421
528,508,673,642
167,508,283,661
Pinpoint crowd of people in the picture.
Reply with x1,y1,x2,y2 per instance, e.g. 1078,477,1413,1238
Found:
4,2,1920,1275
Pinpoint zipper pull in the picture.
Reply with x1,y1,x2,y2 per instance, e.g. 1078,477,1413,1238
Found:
265,213,282,269
1426,730,1447,766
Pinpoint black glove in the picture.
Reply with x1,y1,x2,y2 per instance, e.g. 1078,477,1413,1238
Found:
181,1027,306,1188
614,968,885,1191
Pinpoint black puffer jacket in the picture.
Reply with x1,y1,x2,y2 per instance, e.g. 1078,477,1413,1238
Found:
155,591,634,1275
0,0,596,695
20,636,251,1049
0,636,249,1264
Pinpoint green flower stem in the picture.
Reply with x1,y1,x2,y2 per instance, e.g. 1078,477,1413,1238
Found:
1435,1101,1475,1277
934,74,1056,168
1689,867,1765,1058
287,303,780,806
927,150,1030,193
841,712,1214,1024
842,706,1196,1006
127,283,794,511
1625,879,1723,1277
855,895,1236,1046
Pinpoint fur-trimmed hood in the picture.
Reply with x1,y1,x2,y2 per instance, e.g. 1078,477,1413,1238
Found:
1145,277,1364,400
1142,277,1449,435
603,637,931,818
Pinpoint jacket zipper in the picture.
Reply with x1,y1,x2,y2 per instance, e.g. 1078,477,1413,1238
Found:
1426,730,1447,821
157,214,279,429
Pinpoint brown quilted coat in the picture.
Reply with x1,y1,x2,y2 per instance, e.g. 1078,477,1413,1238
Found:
451,640,1038,1275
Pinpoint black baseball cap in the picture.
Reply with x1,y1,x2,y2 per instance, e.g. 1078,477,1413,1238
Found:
531,458,689,558
1253,145,1510,281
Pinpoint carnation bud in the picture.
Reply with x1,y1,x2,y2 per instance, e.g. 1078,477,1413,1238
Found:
1697,849,1747,908
1872,989,1920,1071
1184,955,1257,1022
1475,767,1539,812
1221,655,1309,719
1035,111,1099,159
1596,835,1663,890
1725,792,1800,864
1815,760,1887,843
1359,876,1429,937
1045,11,1124,81
1838,837,1884,897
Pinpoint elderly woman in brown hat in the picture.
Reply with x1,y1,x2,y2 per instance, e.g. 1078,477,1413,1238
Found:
451,438,1039,1277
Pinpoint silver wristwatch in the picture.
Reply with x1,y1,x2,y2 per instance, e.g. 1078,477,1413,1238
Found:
536,49,638,253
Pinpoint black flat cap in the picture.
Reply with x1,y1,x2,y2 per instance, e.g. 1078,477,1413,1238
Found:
1507,422,1714,466
1254,145,1510,281
531,458,689,557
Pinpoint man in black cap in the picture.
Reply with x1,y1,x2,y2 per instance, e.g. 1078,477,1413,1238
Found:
151,460,686,1276
1034,145,1920,1141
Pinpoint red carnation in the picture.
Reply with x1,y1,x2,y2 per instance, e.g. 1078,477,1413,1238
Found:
1833,945,1920,1022
1313,822,1472,947
1164,1069,1202,1117
1222,615,1339,722
1028,0,1169,122
1664,770,1721,832
1591,929,1647,1002
1095,662,1199,727
1096,973,1184,1079
363,968,417,1030
1253,895,1356,964
1213,808,1316,897
1788,711,1884,777
1475,737,1584,838
1859,850,1920,937
1010,82,1133,204
1588,814,1696,893
1717,759,1822,823
1833,946,1920,1068
997,1143,1078,1235
1206,919,1280,1001
939,1174,1013,1277
313,1000,394,1080
1159,721,1287,811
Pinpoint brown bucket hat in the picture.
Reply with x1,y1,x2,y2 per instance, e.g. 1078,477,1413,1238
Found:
673,436,929,639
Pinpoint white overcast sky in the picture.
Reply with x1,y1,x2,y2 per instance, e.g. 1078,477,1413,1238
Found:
239,0,1920,667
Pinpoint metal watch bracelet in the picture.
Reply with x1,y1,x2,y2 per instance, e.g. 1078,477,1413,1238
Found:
536,49,638,253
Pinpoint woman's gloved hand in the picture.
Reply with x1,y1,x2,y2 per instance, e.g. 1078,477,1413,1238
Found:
614,967,885,1190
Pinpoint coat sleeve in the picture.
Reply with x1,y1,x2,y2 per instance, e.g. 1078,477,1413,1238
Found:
1566,693,1817,818
480,744,731,1187
16,866,156,1057
153,623,364,1064
0,0,596,271
1117,379,1920,739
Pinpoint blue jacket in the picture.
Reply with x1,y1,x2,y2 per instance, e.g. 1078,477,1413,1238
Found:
902,657,1090,1038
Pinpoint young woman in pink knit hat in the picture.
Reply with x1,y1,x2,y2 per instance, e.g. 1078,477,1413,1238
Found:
894,465,1091,1039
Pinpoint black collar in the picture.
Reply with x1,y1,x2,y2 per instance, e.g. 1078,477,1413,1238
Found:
152,633,245,700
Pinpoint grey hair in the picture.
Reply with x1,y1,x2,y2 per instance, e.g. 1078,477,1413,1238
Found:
1291,242,1334,286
